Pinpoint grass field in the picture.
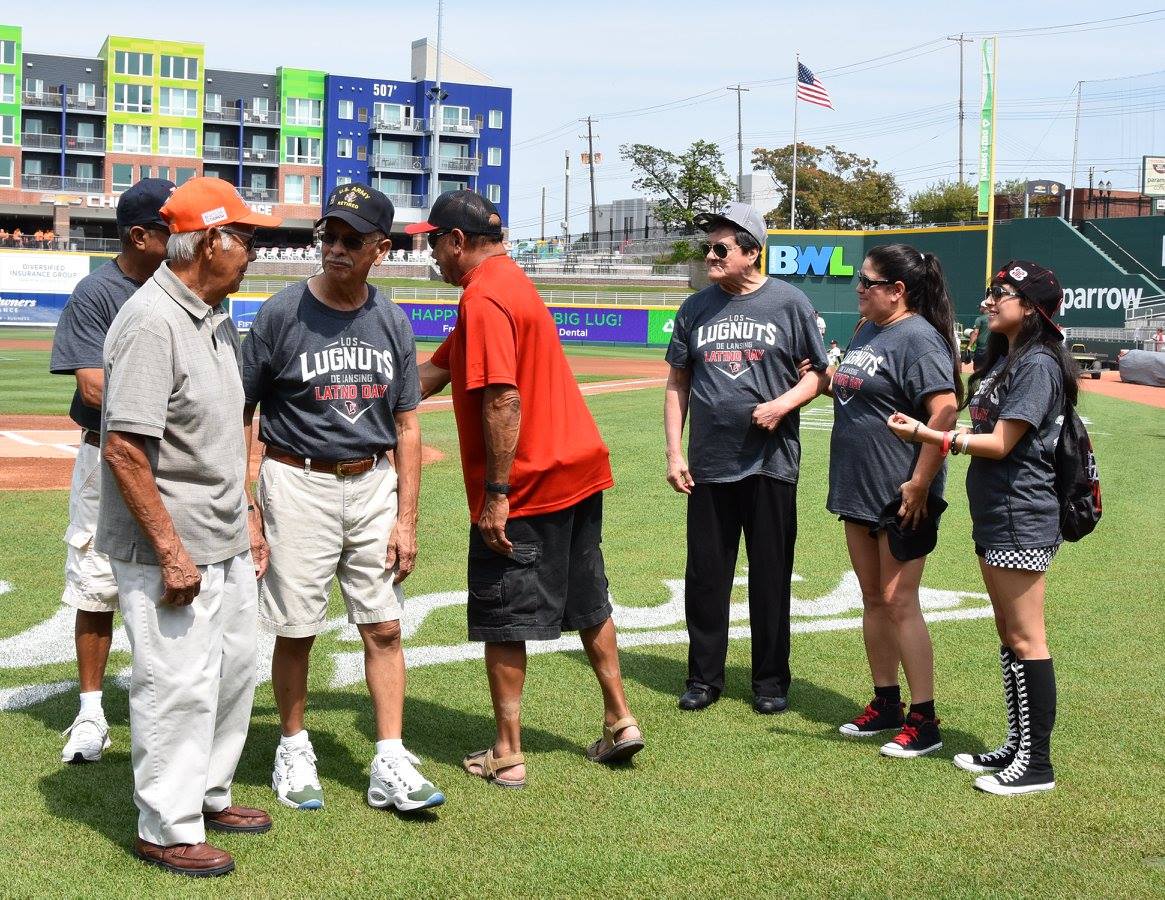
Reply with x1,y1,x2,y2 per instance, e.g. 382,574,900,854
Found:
1,367,1162,896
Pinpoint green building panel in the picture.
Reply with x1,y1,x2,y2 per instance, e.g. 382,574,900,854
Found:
100,35,204,155
278,67,325,163
0,24,22,147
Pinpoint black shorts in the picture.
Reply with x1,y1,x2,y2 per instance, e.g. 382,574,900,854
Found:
466,490,613,642
838,515,880,533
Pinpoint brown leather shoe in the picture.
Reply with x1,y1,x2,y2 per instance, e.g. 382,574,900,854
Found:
134,838,234,877
204,805,273,834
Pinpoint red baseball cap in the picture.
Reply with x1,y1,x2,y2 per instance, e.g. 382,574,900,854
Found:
161,176,282,233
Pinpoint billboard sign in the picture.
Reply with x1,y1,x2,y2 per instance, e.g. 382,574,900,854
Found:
1141,155,1165,197
0,252,92,325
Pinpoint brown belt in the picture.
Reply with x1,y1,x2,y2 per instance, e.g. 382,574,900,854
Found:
82,430,101,448
264,446,382,477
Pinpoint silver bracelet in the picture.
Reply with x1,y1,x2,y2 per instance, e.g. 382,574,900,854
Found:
911,421,920,442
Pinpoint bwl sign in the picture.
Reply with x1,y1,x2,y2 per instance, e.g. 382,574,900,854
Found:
39,193,119,208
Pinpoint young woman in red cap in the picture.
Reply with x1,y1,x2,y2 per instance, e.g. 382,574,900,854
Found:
888,259,1077,795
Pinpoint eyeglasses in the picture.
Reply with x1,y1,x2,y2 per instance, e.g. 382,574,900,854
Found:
857,272,895,290
699,242,736,259
219,226,257,253
315,229,382,252
984,284,1022,303
427,229,453,250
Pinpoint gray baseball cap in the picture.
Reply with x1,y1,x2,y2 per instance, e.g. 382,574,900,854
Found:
693,201,768,251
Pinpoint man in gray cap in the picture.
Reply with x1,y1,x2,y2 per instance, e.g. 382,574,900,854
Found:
49,177,174,764
663,201,828,714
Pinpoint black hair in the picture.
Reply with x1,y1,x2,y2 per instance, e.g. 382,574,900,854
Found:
963,279,1080,410
865,243,964,405
464,231,504,250
734,229,762,270
117,225,136,247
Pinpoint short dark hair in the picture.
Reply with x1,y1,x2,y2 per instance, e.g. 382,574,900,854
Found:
735,229,762,270
464,231,505,250
117,225,135,247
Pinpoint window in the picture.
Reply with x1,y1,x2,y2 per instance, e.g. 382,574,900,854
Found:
440,105,470,129
22,157,43,176
284,174,304,203
252,96,269,115
286,98,322,127
158,127,196,157
252,133,268,151
139,165,151,181
26,78,45,97
114,50,152,77
155,165,169,181
0,40,15,66
438,178,467,193
285,136,321,164
373,102,412,127
113,83,152,113
337,138,353,158
205,92,221,113
160,55,198,80
76,82,96,102
160,87,197,117
309,175,321,204
488,109,503,129
175,167,196,186
0,157,12,188
487,147,502,166
0,115,14,145
25,118,42,135
487,184,501,204
204,130,220,149
338,100,353,120
74,161,96,180
76,121,95,139
112,123,151,153
371,176,411,196
0,74,13,105
335,176,352,186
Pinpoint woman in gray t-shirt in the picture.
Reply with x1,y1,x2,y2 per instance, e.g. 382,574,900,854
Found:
888,258,1078,798
827,244,962,761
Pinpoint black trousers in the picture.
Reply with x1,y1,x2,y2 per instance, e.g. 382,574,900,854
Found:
685,475,797,697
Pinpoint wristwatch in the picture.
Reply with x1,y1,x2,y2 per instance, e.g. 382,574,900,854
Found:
485,481,512,496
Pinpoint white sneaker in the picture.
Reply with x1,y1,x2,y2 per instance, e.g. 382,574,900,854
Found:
61,713,111,763
272,740,324,810
367,749,445,812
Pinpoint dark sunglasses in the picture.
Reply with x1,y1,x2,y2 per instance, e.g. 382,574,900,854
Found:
316,229,382,252
856,272,895,290
984,284,1022,301
699,241,735,259
426,228,453,250
219,226,257,253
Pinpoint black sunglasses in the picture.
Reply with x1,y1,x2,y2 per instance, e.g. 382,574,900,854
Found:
699,241,735,259
316,229,382,252
427,228,453,250
984,284,1022,301
857,272,895,289
219,226,257,253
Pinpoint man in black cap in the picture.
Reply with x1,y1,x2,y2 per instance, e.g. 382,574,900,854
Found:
50,177,175,765
240,184,444,813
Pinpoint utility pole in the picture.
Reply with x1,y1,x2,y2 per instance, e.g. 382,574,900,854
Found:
540,186,546,241
727,85,750,201
581,116,598,241
1068,81,1083,223
426,0,448,209
563,149,570,245
948,34,973,184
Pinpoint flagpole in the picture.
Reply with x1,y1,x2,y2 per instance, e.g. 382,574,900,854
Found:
983,38,998,287
791,52,800,229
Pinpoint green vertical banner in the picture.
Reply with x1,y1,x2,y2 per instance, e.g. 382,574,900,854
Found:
648,308,678,346
977,37,996,217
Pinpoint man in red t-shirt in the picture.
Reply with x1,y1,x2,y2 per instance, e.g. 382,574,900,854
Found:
410,191,645,788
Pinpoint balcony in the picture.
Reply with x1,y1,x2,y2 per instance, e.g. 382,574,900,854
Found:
241,147,278,166
22,88,64,109
65,93,107,113
372,117,425,135
20,132,62,150
370,154,426,173
21,173,105,193
65,134,105,154
239,186,278,204
203,145,240,162
204,105,242,123
431,118,480,137
242,109,280,127
435,155,481,174
388,193,426,209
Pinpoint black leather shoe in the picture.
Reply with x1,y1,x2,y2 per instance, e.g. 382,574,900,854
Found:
753,694,789,715
678,685,719,711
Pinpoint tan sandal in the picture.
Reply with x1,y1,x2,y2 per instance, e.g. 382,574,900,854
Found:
462,748,526,789
586,715,645,764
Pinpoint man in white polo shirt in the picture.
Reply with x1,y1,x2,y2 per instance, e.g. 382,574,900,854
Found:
98,177,280,878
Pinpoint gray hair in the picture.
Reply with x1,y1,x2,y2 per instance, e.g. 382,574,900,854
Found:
166,230,233,263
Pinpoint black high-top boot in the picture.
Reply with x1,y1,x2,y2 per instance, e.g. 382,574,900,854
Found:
954,646,1019,773
974,658,1056,796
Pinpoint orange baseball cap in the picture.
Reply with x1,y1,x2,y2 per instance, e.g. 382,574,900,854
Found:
160,176,282,233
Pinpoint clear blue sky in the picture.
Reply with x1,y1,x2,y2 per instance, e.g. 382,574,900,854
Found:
15,2,1165,234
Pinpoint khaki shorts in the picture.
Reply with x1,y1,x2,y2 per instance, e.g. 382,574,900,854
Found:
258,455,403,638
61,440,119,613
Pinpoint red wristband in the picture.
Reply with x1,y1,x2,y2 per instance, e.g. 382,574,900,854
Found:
941,431,952,456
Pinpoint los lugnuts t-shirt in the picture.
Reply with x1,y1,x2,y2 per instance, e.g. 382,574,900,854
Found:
665,278,828,484
827,314,956,522
966,349,1064,549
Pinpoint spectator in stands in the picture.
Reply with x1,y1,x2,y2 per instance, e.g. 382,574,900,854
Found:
35,229,46,249
45,229,56,249
1155,326,1164,352
12,227,24,247
0,228,9,246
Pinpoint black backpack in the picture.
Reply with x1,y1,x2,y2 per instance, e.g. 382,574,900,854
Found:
1054,401,1102,541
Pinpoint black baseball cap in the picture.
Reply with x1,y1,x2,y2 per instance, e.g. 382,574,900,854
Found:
404,189,504,237
116,178,176,228
877,494,948,563
317,184,395,235
993,259,1064,332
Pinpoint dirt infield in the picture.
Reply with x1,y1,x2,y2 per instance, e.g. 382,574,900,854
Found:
0,339,53,350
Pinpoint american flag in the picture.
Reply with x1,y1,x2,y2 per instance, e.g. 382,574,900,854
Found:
796,62,833,109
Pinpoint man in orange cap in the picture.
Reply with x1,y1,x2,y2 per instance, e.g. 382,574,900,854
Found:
97,177,280,878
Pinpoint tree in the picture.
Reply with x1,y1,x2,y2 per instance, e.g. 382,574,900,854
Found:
619,140,735,233
908,180,979,224
751,143,903,229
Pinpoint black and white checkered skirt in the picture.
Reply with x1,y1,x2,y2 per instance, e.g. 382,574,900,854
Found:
975,544,1059,572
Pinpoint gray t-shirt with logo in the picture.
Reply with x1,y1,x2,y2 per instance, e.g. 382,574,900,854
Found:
665,278,828,484
827,315,956,522
240,282,421,459
966,349,1064,549
49,260,143,432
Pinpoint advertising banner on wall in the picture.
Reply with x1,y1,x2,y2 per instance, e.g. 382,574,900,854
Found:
393,301,655,345
977,38,997,217
0,252,92,325
648,308,677,346
1141,155,1165,197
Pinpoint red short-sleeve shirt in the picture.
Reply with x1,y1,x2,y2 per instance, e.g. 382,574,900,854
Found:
431,254,614,520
